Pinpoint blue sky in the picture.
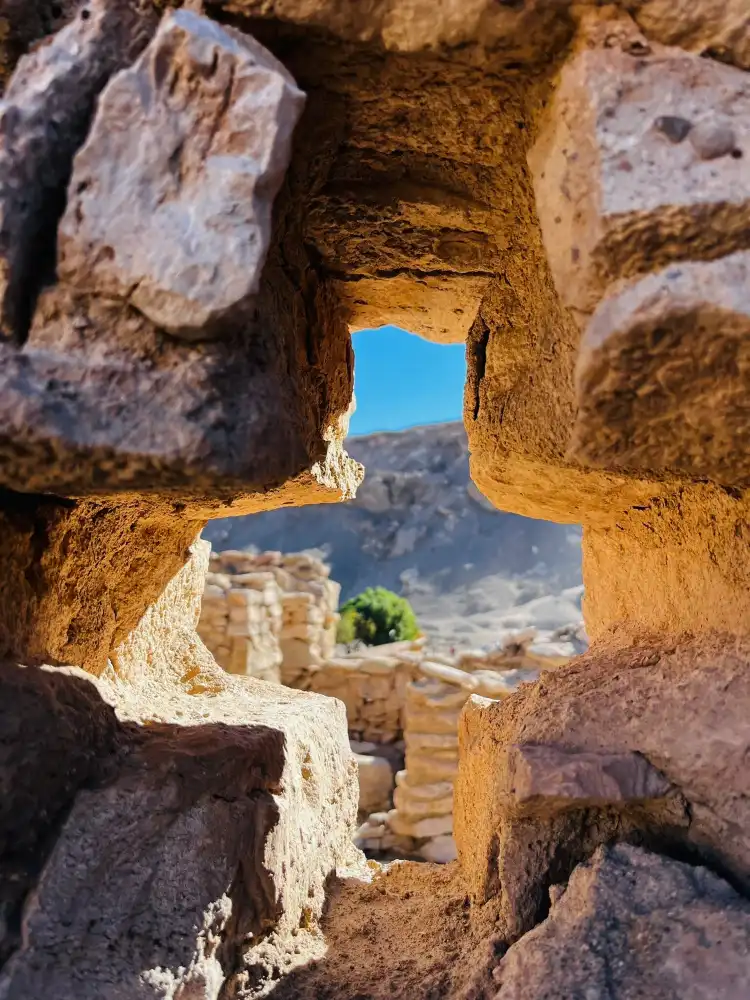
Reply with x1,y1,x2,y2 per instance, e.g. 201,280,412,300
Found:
348,326,466,437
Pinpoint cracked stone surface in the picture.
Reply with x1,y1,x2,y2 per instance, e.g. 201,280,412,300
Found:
59,10,305,340
493,844,750,1000
1,2,750,997
0,0,155,339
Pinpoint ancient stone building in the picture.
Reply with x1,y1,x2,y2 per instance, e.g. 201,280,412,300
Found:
0,1,748,998
196,548,339,683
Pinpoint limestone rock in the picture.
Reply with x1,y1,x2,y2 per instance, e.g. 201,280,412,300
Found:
419,660,479,691
393,783,453,820
0,496,202,675
388,809,452,839
337,273,490,344
58,10,305,340
582,485,750,642
455,638,750,941
493,844,750,1000
635,0,750,71
530,43,750,315
0,0,154,338
355,753,394,816
571,253,750,484
419,835,457,864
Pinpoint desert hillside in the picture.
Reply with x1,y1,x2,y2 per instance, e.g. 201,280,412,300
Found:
203,423,585,651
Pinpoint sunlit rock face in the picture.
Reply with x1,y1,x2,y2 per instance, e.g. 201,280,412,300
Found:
0,1,748,997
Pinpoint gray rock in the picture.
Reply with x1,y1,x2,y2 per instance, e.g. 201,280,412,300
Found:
494,844,750,1000
0,0,154,338
58,10,305,340
506,744,672,812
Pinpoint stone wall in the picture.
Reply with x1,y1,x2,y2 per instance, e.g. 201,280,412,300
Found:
291,640,424,743
355,657,543,863
197,553,284,683
197,549,340,685
3,2,750,998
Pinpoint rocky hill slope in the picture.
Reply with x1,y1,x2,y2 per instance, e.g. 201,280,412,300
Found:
203,423,584,651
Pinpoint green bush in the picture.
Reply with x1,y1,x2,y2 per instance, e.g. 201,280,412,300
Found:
336,607,359,646
337,587,419,647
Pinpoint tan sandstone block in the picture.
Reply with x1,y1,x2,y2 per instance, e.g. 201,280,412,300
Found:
388,810,453,839
570,253,750,484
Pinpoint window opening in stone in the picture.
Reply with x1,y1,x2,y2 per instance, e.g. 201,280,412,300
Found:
202,325,584,866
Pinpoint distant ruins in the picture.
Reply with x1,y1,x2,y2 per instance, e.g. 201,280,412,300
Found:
0,2,748,998
199,547,564,864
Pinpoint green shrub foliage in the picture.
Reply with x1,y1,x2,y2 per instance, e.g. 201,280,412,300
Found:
337,587,419,646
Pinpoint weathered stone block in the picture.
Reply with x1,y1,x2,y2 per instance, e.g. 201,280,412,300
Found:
530,44,750,315
493,844,750,1000
0,0,154,338
455,637,750,940
571,253,750,484
59,10,305,340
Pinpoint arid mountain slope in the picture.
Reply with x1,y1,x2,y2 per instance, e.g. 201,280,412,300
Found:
204,423,584,650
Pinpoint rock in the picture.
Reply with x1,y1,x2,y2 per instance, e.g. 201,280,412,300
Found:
405,754,459,786
455,638,750,940
419,660,479,691
530,42,750,315
689,120,739,159
472,669,539,699
395,772,454,800
355,753,395,816
504,744,672,812
404,732,459,753
0,643,361,998
404,708,463,736
0,0,154,338
58,10,305,340
419,836,458,864
388,810,453,839
393,784,454,820
493,844,750,1000
635,0,750,71
571,252,750,483
582,485,750,642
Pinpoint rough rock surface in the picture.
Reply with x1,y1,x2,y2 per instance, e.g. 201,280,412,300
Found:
530,43,750,316
0,0,155,338
0,494,203,675
2,1,750,997
59,10,305,339
0,540,363,999
0,6,360,510
494,844,750,1000
455,637,750,940
571,253,750,484
582,485,750,642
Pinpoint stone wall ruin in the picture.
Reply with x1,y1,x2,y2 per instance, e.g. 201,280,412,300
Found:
0,1,749,998
196,548,340,684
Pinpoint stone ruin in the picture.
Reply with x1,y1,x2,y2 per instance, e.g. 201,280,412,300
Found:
197,548,339,684
0,1,749,998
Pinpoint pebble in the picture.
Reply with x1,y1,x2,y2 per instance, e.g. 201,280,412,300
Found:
689,121,738,160
654,115,692,143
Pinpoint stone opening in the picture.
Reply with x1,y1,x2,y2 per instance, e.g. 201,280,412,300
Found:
0,1,748,997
